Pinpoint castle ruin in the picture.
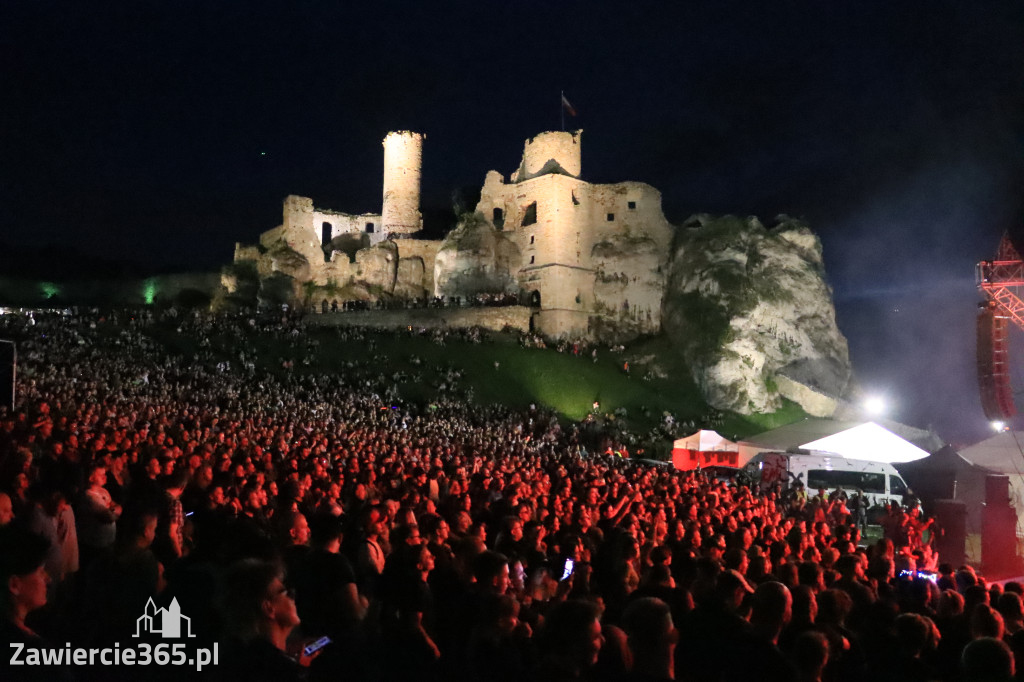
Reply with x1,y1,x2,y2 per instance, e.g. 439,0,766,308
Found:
231,129,675,338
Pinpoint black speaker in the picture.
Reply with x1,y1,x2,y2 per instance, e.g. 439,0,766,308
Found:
978,307,1016,420
986,475,1011,506
0,340,13,413
983,475,1019,577
934,499,967,568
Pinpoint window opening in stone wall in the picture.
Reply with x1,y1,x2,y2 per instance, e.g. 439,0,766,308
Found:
530,235,535,245
321,222,332,247
628,201,636,209
607,213,614,221
530,290,541,307
366,222,375,233
530,256,535,264
522,202,537,226
493,207,504,230
572,192,580,205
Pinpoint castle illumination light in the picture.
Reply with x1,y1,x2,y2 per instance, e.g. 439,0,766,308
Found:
863,396,886,416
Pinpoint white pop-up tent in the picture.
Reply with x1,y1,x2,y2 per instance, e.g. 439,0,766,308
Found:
671,430,740,470
737,419,931,466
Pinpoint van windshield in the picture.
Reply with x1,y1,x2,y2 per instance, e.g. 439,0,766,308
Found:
807,469,885,494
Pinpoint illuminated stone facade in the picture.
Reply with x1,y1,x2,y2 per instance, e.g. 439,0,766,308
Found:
474,131,673,338
233,129,674,339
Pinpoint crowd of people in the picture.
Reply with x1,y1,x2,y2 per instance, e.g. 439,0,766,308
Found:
313,291,524,314
0,308,1018,681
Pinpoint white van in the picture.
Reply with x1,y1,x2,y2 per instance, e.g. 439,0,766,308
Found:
743,451,909,509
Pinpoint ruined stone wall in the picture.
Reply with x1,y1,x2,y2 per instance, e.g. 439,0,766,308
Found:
234,244,261,263
382,131,424,236
512,130,582,181
517,174,583,268
396,239,443,294
309,305,533,334
586,182,672,335
314,210,385,246
279,195,324,265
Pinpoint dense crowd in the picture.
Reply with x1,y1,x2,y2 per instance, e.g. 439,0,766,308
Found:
312,291,523,313
0,309,1018,681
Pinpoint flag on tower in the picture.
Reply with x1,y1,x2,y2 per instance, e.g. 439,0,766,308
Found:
561,93,578,117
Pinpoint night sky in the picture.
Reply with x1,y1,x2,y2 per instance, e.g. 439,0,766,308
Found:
3,1,1024,444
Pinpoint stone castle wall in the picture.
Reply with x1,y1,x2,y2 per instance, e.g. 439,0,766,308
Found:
396,240,443,295
382,131,424,236
234,129,672,339
513,130,582,181
315,210,385,246
473,132,673,339
308,305,533,334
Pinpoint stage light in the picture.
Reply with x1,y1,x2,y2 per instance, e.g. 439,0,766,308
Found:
864,396,886,416
992,420,1008,432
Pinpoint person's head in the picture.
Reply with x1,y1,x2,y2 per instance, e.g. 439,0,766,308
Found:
835,554,865,581
715,569,754,611
750,581,792,639
894,613,935,658
622,597,677,667
792,631,829,682
282,512,310,547
309,513,345,552
474,550,511,595
221,559,299,645
542,599,605,671
164,469,189,497
145,456,162,479
970,604,1005,640
0,492,13,526
962,637,1014,682
0,526,51,621
87,463,107,488
121,509,160,549
816,589,852,627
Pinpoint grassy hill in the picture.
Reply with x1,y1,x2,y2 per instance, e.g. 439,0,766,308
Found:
148,318,805,458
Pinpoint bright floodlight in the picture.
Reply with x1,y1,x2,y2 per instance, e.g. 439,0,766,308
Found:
864,396,886,416
992,420,1008,432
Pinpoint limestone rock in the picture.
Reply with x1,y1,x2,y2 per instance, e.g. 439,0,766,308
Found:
257,272,303,308
433,213,521,297
265,240,312,282
591,230,667,338
355,240,399,294
662,214,851,415
395,257,426,299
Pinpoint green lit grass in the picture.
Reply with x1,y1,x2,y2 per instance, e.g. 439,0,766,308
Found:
140,318,805,443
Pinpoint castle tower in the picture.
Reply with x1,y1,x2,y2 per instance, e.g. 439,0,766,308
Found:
382,131,424,237
512,130,582,182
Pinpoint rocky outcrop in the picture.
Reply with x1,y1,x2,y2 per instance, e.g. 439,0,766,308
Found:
433,213,521,297
663,214,851,415
591,230,667,338
355,240,399,293
395,257,426,299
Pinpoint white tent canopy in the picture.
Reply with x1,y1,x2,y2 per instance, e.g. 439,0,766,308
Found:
959,431,1024,474
738,420,930,465
673,430,738,452
800,422,930,463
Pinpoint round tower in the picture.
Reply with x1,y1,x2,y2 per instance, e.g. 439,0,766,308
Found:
382,131,424,237
514,130,582,182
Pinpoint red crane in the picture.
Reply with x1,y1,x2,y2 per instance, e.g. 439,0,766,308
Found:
977,234,1022,420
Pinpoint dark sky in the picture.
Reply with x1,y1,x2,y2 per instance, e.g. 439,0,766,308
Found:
3,0,1024,443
